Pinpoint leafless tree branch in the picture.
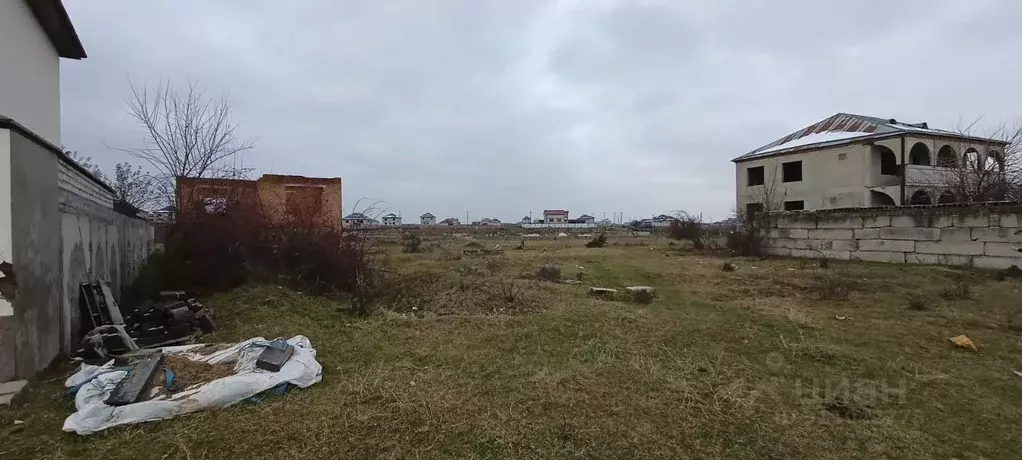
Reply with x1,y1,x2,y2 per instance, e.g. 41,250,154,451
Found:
114,78,254,206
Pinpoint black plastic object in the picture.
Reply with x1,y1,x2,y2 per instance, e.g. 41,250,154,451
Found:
106,352,164,406
256,341,294,372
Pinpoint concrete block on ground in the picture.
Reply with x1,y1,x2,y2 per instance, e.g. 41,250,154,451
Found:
854,228,880,239
940,228,975,242
916,241,985,255
932,215,955,228
880,227,940,241
588,287,619,296
0,379,27,395
817,215,863,229
764,247,792,257
858,239,915,252
777,215,817,229
0,379,27,406
984,242,1022,257
852,251,906,263
862,216,891,228
907,253,973,266
954,214,991,228
808,229,853,240
1000,214,1020,227
972,227,1022,243
972,256,1022,270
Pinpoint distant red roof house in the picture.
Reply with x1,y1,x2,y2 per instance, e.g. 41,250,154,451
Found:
542,209,569,223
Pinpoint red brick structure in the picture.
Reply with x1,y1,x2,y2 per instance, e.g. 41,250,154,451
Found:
177,174,342,228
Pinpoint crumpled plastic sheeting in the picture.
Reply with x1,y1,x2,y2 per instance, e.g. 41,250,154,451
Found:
62,335,322,435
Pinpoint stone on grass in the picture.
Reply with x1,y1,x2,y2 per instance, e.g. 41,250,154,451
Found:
626,286,655,295
0,380,28,406
557,232,568,238
537,264,561,281
588,287,619,296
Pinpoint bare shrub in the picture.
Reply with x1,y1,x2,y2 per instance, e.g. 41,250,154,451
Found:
401,231,423,253
907,295,932,311
667,212,705,249
498,278,520,304
939,275,973,300
721,262,736,272
152,189,376,311
585,232,607,248
726,211,763,257
818,257,830,269
812,274,852,300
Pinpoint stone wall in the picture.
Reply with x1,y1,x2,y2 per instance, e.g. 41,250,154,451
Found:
759,203,1022,270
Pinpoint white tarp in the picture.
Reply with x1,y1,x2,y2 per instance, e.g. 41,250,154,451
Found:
63,335,322,435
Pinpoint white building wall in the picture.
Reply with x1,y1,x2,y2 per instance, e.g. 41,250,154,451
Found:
0,1,61,145
0,130,12,317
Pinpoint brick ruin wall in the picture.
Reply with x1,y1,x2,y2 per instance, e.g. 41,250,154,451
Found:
758,203,1022,270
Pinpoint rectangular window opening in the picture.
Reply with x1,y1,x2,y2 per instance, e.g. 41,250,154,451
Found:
745,203,764,216
782,161,803,182
747,166,765,186
783,200,805,211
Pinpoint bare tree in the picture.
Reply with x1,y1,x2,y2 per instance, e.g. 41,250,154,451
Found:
117,79,254,204
112,162,161,210
935,120,1022,203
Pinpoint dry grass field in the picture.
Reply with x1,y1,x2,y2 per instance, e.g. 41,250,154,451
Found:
3,231,1022,459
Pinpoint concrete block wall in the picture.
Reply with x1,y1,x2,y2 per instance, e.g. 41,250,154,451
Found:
759,203,1022,269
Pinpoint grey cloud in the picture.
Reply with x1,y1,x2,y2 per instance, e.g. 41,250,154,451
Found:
60,0,1022,221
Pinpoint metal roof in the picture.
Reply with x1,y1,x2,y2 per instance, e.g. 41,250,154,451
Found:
733,113,1008,162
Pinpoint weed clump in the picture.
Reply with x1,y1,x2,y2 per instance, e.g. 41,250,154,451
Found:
939,274,973,300
721,262,736,272
401,232,423,253
812,274,852,300
585,233,607,248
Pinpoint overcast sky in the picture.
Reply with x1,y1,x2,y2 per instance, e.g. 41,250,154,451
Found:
61,0,1022,222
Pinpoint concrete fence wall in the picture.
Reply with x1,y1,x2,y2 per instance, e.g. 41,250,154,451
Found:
759,203,1022,270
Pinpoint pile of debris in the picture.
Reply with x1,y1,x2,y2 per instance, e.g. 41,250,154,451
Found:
77,282,216,360
63,336,323,435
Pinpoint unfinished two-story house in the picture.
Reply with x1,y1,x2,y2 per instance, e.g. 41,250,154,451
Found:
733,113,1009,214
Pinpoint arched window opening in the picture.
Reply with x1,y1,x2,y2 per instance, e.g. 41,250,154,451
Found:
909,190,932,205
936,145,957,167
909,142,931,165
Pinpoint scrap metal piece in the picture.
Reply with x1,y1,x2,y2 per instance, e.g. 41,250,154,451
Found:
105,352,164,406
256,341,294,372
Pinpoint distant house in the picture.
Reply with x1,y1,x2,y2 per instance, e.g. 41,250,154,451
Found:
477,217,501,226
577,214,595,223
597,219,612,226
439,217,460,226
520,216,531,224
343,212,371,226
543,209,568,224
381,213,401,226
420,213,436,226
651,214,680,228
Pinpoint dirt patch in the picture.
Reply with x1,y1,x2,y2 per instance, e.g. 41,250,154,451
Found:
164,354,237,386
